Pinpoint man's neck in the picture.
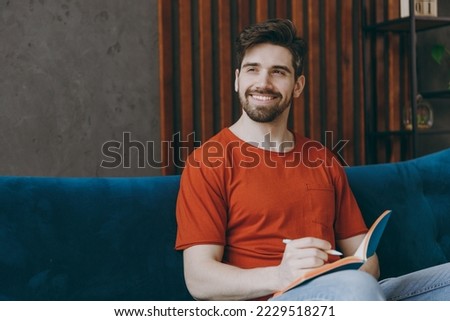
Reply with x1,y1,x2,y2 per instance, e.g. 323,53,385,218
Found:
229,111,294,153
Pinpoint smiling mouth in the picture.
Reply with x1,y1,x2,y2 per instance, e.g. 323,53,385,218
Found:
250,94,277,101
248,90,282,102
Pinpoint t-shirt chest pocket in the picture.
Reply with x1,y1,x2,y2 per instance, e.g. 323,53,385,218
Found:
305,184,335,227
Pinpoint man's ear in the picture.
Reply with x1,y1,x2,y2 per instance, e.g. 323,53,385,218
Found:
293,75,305,98
234,69,239,92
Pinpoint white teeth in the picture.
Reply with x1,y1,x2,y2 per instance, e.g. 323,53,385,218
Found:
252,95,275,101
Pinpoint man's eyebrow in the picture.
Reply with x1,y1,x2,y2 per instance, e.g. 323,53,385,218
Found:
242,62,261,68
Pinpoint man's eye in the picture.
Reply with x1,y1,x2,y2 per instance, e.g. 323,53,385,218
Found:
273,70,286,75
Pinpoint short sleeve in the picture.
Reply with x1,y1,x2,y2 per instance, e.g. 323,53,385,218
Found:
175,151,228,250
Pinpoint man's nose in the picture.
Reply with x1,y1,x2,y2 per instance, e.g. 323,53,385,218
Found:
255,71,273,89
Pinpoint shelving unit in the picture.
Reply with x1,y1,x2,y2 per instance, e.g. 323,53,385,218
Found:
421,89,450,99
365,16,450,32
362,0,450,163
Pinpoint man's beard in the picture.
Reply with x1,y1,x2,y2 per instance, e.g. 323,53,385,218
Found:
240,88,293,123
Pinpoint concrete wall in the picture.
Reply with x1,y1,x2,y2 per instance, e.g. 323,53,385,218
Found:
0,0,161,176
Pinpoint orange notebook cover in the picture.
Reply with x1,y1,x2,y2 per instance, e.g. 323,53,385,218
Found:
272,209,392,298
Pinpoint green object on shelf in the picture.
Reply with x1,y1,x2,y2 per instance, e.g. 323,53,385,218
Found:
431,44,450,89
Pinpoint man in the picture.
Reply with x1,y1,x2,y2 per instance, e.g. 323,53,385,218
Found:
175,19,450,300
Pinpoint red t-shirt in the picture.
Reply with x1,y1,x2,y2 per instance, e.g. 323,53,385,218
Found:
175,128,367,269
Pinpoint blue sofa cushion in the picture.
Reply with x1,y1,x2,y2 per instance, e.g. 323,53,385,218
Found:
345,149,450,280
0,175,190,300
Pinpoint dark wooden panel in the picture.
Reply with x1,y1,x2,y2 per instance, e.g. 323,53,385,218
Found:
237,0,251,31
198,0,214,141
178,0,194,159
291,0,306,136
341,0,356,164
218,0,233,129
275,0,288,18
387,0,402,162
255,0,269,22
325,0,339,138
306,0,322,141
353,0,366,164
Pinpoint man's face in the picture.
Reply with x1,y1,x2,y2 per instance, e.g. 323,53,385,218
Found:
235,43,305,123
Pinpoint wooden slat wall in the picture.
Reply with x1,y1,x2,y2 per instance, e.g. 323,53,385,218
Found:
178,0,193,163
387,0,402,161
290,0,306,136
159,0,367,174
217,0,233,130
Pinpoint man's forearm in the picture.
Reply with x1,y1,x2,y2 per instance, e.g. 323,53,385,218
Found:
184,251,281,300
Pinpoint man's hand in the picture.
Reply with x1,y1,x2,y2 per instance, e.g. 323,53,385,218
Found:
277,237,332,288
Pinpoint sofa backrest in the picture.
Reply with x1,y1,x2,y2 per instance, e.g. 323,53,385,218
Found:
345,149,450,279
1,149,449,300
0,175,190,300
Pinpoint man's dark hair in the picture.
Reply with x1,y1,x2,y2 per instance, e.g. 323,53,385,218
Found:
235,19,307,79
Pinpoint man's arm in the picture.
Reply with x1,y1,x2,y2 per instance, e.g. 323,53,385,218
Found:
337,234,380,279
183,237,332,300
183,245,278,300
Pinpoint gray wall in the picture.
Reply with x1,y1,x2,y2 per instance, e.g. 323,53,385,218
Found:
0,0,161,176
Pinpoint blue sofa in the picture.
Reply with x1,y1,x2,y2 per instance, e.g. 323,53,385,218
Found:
0,149,449,300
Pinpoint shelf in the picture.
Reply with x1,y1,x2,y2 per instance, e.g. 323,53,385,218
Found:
421,90,450,99
370,130,412,136
415,129,450,136
370,129,450,137
365,16,450,33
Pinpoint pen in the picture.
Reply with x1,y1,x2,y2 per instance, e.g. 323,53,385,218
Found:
282,239,343,256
